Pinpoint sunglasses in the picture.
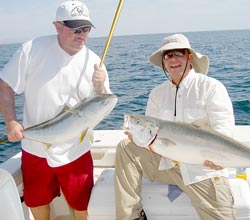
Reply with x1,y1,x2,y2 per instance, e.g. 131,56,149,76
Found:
162,49,187,60
58,22,91,34
71,26,91,34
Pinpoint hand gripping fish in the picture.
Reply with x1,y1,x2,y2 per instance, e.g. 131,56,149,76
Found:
123,114,250,168
0,94,118,148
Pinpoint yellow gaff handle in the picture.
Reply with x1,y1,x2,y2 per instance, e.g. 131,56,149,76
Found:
99,0,124,68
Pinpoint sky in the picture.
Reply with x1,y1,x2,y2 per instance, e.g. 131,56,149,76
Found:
0,0,250,44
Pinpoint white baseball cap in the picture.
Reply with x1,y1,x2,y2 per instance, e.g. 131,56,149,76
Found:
56,0,94,28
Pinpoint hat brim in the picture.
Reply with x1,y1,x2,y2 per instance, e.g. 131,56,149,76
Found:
63,20,95,28
149,46,209,75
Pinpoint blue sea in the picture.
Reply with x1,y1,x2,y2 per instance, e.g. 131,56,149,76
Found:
0,30,249,163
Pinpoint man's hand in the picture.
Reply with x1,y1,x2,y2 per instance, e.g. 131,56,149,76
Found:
203,160,223,170
124,130,133,142
6,120,24,142
92,64,107,94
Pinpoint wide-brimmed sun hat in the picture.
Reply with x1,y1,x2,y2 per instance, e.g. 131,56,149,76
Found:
149,34,209,74
56,0,95,28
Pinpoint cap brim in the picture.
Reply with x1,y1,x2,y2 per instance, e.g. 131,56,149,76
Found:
63,20,95,28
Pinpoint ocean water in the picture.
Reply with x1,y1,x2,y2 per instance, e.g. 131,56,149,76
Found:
0,30,249,163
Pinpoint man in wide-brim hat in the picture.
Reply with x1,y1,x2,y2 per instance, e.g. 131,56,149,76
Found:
115,34,235,220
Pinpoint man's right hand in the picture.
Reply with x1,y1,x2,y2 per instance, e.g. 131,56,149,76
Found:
124,130,133,142
6,120,24,142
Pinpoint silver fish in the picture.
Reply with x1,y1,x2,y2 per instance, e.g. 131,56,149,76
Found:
123,114,250,168
0,94,118,148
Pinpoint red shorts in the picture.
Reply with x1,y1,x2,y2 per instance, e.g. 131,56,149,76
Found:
21,150,94,210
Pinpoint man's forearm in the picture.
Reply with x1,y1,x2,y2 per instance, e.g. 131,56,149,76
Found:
0,79,17,125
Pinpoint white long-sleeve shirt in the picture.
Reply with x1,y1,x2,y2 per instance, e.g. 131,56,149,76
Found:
146,69,235,185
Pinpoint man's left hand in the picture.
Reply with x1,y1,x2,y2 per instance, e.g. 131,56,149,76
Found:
92,64,106,94
204,160,223,170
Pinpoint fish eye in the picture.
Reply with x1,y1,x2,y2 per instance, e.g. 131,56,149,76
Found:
136,120,140,124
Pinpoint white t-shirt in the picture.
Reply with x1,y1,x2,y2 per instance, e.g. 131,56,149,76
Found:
146,69,235,185
0,35,111,167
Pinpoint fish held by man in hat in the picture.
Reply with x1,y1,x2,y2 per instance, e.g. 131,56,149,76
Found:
123,114,250,168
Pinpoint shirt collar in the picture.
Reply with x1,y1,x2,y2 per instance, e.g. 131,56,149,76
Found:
170,69,196,89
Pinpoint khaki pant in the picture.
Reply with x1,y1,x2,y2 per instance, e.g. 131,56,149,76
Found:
115,139,235,220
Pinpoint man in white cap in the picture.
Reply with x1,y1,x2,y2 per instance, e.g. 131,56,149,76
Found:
115,34,235,220
0,1,111,220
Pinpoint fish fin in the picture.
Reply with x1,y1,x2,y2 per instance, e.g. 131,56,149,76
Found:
24,137,52,149
63,103,80,114
79,129,94,144
200,150,230,163
191,117,215,132
156,138,176,146
87,129,94,144
55,104,70,115
192,117,209,128
43,143,52,150
65,109,80,114
0,136,9,144
80,130,88,143
63,104,70,112
150,138,176,152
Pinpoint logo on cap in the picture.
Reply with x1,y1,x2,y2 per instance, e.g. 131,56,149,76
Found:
70,5,88,18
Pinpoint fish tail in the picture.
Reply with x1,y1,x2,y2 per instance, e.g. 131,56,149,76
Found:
0,136,9,144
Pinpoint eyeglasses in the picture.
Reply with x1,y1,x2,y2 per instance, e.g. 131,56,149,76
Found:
162,49,187,60
58,22,91,34
71,26,91,34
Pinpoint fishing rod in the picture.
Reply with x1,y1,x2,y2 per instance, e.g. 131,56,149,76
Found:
99,0,124,67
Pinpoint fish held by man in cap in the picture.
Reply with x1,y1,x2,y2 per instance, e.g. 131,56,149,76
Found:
0,94,118,148
123,114,250,168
